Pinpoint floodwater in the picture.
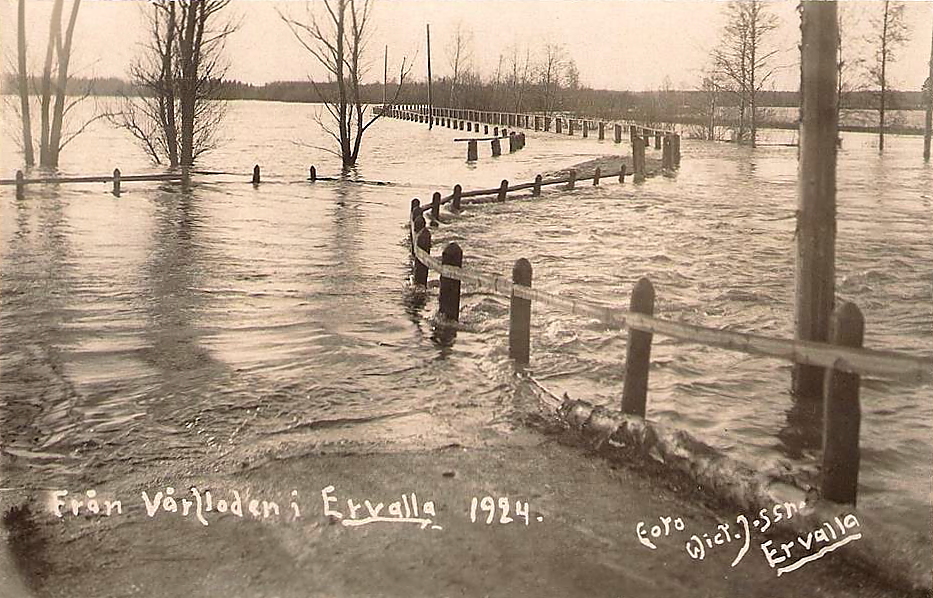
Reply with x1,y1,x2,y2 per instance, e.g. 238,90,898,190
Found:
1,101,930,548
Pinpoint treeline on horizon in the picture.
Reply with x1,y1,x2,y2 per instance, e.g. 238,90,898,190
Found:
2,74,927,119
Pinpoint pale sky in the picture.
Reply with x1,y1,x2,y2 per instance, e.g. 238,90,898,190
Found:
1,0,931,92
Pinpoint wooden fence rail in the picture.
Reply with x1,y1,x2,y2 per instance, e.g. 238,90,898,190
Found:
407,199,931,506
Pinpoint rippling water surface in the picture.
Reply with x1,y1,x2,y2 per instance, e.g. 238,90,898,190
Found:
1,101,930,544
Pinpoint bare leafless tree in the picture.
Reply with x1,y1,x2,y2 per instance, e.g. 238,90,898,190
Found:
836,3,868,121
538,43,566,119
280,0,412,170
109,0,235,167
13,0,90,168
445,22,473,108
711,0,780,146
866,0,910,152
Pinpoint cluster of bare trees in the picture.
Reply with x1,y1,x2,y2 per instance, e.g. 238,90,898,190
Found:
440,34,579,118
14,0,87,168
108,1,237,168
707,0,781,147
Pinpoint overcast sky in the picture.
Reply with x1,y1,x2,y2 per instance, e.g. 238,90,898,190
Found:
2,0,931,92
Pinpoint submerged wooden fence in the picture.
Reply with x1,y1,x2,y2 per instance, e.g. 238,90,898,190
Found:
380,104,682,167
406,180,932,506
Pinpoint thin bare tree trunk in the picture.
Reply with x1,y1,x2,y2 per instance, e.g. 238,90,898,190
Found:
924,13,932,161
879,1,889,152
49,0,82,167
39,0,64,166
17,0,35,166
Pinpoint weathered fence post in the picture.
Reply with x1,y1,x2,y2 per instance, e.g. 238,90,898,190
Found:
673,135,681,167
252,165,260,185
484,124,489,135
509,133,517,153
821,302,864,505
494,126,499,137
544,117,551,132
112,168,121,196
566,169,576,190
467,140,478,162
439,242,462,322
497,179,508,201
633,137,646,183
15,170,25,200
593,167,601,186
414,226,431,286
655,132,662,150
534,116,541,131
614,124,622,143
459,120,464,130
467,122,472,132
409,199,421,251
509,258,533,365
621,277,655,417
599,122,605,140
568,119,575,136
533,174,542,197
451,184,462,212
582,120,589,138
619,163,627,183
491,137,502,157
309,165,317,181
431,191,441,225
556,118,563,134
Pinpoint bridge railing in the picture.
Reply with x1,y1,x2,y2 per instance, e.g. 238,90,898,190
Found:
406,186,931,507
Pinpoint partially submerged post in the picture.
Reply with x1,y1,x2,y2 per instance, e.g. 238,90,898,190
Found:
309,165,317,181
663,135,673,170
439,243,462,321
555,118,562,134
451,184,462,212
566,169,576,190
655,131,662,150
491,137,502,157
497,179,508,201
598,122,605,140
112,168,121,196
467,140,478,162
593,167,601,186
568,119,575,135
509,258,533,365
15,170,25,200
252,164,260,185
821,302,864,505
633,137,646,182
794,0,838,400
414,226,431,286
430,191,441,225
614,124,622,143
673,135,681,167
621,277,655,417
533,174,542,196
582,120,589,138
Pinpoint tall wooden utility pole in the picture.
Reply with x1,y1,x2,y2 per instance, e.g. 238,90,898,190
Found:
924,14,932,162
794,1,839,400
426,23,433,129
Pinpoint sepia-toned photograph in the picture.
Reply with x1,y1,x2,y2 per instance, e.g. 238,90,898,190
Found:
0,1,931,596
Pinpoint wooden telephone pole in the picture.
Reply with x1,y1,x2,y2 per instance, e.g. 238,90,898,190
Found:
427,23,433,129
794,1,839,400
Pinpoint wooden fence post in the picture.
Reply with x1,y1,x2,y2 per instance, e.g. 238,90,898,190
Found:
633,137,646,183
494,126,499,137
566,169,576,190
534,116,540,131
431,191,441,225
621,277,655,417
569,119,575,135
599,122,605,140
452,184,462,212
409,199,421,251
15,170,25,200
112,168,121,196
821,302,864,505
673,135,681,167
619,163,627,183
544,117,551,132
439,242,462,321
663,135,673,170
484,124,489,135
533,174,542,196
509,258,533,365
655,132,662,150
309,165,317,181
593,167,601,186
614,124,622,143
498,179,509,201
556,118,563,134
582,120,589,138
509,133,517,153
414,226,431,286
491,138,502,157
252,164,260,185
467,122,472,132
467,140,478,161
